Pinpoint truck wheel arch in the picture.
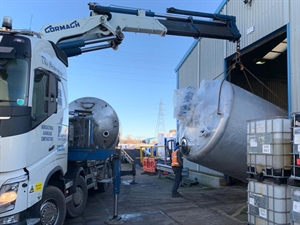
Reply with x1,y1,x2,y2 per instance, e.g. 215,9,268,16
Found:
43,166,65,195
27,166,65,219
65,165,85,194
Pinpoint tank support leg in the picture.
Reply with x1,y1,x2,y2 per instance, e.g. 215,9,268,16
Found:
105,152,125,224
130,162,137,184
120,158,137,184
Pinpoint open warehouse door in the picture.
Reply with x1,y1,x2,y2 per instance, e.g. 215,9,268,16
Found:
226,27,288,111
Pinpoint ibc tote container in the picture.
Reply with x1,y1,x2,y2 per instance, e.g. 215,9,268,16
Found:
247,117,292,178
247,180,291,225
291,112,300,179
291,187,300,225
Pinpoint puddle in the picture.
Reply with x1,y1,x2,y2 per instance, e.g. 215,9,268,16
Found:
121,210,163,219
122,180,132,185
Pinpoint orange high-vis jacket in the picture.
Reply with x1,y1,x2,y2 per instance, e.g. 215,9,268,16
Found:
171,149,181,167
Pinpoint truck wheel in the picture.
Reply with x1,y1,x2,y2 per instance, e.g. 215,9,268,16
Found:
98,163,112,192
37,186,66,225
66,176,88,218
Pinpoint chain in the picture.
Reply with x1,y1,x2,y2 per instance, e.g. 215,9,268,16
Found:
213,39,241,80
235,39,241,65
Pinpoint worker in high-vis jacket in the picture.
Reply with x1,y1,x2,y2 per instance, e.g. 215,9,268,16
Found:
171,142,183,197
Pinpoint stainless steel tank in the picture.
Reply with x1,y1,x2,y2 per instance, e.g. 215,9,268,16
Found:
176,80,287,181
69,97,120,149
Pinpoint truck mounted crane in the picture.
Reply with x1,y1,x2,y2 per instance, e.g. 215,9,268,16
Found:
0,2,241,225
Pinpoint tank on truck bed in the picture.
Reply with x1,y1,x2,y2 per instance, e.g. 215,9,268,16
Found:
68,97,120,151
64,97,121,218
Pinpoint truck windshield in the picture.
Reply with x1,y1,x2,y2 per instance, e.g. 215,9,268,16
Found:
0,58,29,106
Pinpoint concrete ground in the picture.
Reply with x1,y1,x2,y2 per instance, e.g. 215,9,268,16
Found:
64,165,248,225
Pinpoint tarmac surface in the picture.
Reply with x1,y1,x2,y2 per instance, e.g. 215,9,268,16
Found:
64,164,248,225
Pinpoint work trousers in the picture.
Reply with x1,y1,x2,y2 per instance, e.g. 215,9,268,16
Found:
172,166,183,194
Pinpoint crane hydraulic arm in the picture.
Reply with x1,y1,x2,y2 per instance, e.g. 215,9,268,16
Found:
39,2,241,57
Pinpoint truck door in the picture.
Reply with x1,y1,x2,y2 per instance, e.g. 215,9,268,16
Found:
32,69,58,128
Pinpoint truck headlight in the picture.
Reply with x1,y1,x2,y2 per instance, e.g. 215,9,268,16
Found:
0,175,27,214
0,183,19,213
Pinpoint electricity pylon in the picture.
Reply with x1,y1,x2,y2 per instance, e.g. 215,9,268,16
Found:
155,99,166,137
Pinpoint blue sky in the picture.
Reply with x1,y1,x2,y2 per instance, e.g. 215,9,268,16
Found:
0,0,222,139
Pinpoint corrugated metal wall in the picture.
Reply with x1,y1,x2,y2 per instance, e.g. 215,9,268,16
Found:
178,39,226,84
199,39,226,80
289,1,300,112
222,0,289,55
178,45,199,89
176,0,294,178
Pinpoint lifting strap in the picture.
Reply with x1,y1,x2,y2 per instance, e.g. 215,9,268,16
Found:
214,40,287,114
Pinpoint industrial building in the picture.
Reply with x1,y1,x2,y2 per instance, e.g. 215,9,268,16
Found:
175,0,296,186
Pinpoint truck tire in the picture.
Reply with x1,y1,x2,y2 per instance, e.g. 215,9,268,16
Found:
66,176,88,218
98,162,112,192
37,186,66,225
